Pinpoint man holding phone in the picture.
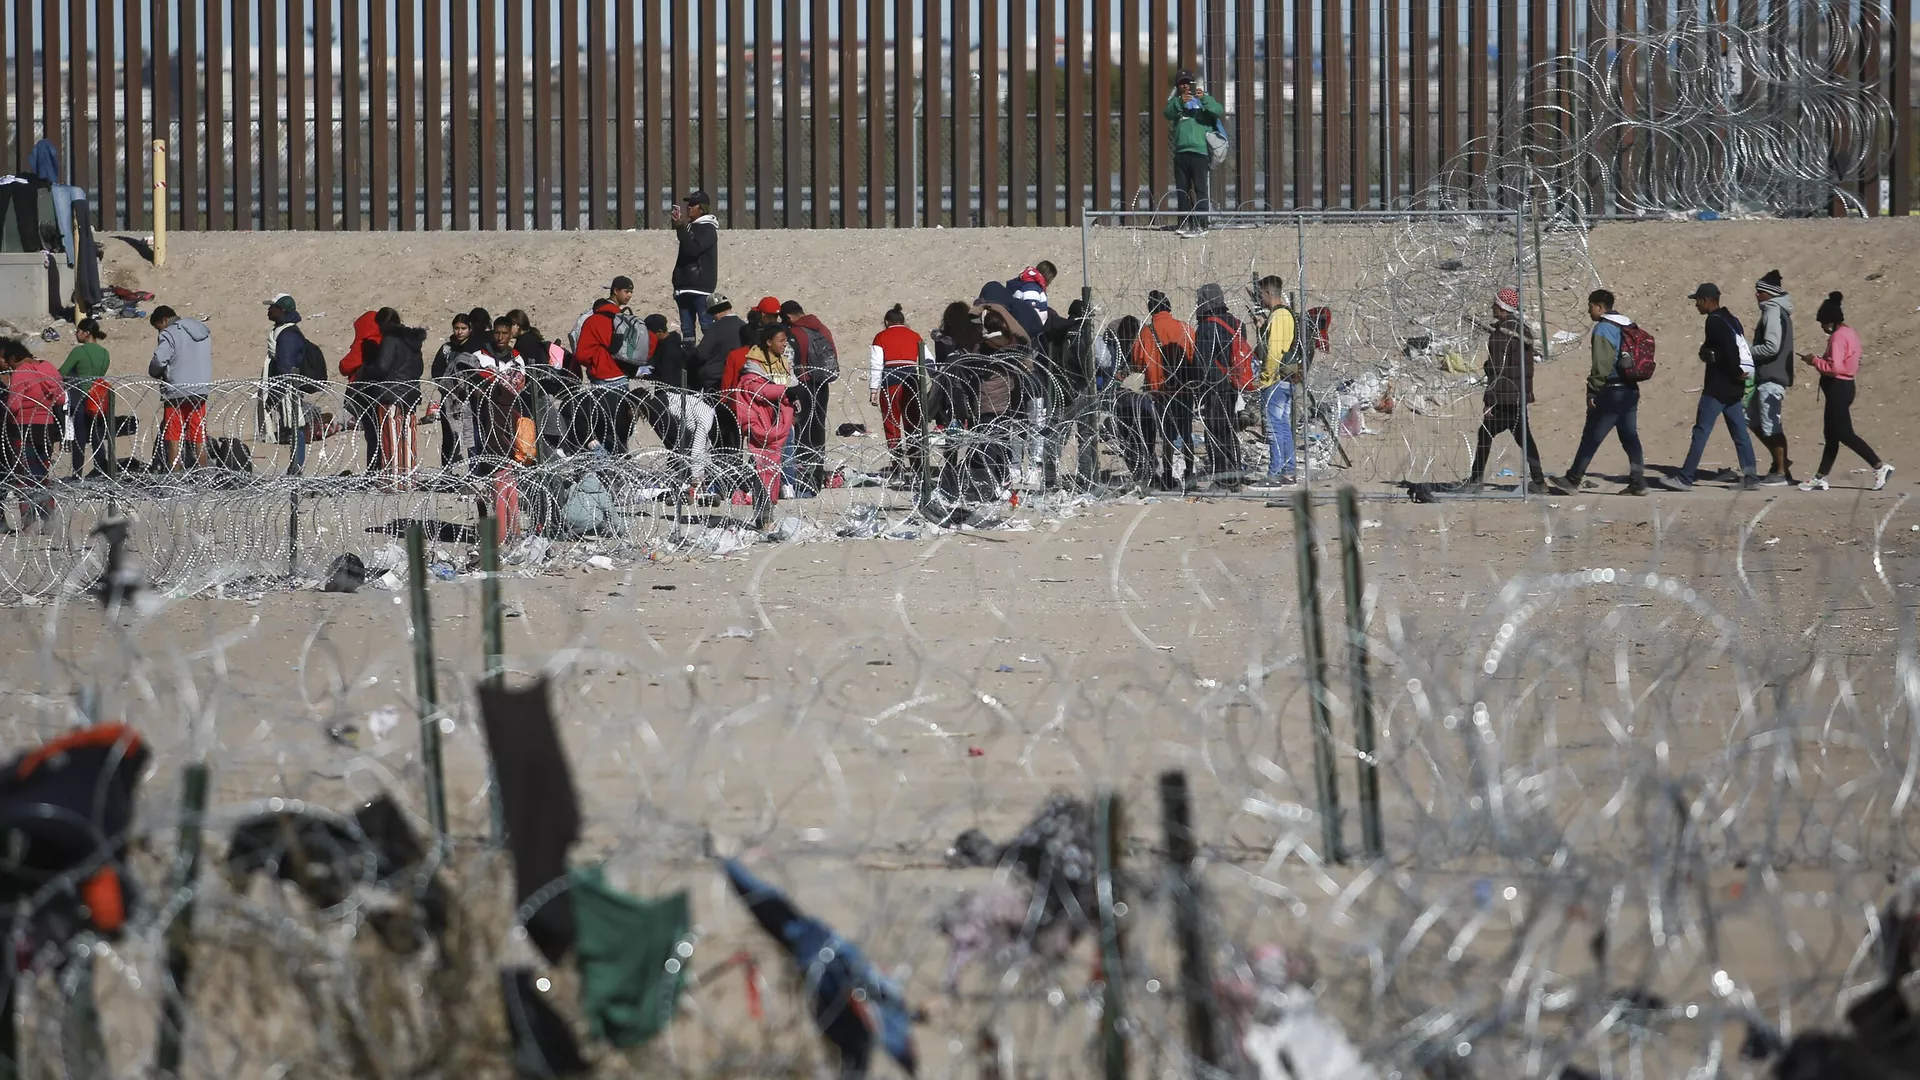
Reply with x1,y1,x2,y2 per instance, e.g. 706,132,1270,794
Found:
670,190,720,342
1164,71,1224,236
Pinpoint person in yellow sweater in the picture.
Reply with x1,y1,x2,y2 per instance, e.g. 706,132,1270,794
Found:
1250,275,1299,486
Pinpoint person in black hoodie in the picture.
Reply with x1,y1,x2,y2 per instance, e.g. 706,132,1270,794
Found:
691,294,745,393
429,312,478,466
1190,283,1246,490
1658,282,1758,491
671,190,720,341
365,307,429,478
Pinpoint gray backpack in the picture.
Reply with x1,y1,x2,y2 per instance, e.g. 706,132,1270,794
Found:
560,472,617,537
796,324,839,382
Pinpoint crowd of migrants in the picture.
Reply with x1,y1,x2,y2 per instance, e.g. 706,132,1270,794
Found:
0,189,1899,535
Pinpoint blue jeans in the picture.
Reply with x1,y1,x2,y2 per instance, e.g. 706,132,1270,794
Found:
1677,390,1757,483
51,184,83,267
1565,382,1644,480
1261,382,1296,476
676,295,714,341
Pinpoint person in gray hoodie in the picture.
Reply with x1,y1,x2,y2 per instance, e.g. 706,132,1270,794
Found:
1748,270,1796,485
148,305,214,470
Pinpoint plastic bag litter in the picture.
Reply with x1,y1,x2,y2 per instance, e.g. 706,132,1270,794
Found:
505,535,554,566
371,570,403,592
365,541,407,575
718,626,754,640
837,504,884,540
367,706,401,741
585,554,616,570
768,516,817,543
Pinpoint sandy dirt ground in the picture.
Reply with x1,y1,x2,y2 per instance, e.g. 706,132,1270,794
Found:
3,220,1920,1077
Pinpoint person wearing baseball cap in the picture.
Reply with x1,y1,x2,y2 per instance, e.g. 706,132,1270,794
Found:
1465,287,1546,491
1657,282,1759,490
1165,71,1223,235
749,296,784,326
670,190,719,342
263,293,317,473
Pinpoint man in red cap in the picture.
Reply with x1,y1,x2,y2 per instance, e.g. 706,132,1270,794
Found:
1465,287,1545,491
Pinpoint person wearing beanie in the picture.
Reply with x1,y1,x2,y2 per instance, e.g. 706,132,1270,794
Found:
1189,282,1246,490
1467,287,1546,490
263,292,318,474
1657,282,1759,491
1165,71,1224,235
671,190,720,341
1797,291,1893,491
1131,289,1196,489
692,293,746,393
1748,270,1797,485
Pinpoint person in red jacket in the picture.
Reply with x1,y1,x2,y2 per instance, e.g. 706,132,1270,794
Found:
340,310,386,471
869,304,929,479
3,338,63,528
574,276,636,453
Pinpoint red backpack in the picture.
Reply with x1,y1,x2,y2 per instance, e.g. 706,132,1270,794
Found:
721,346,752,394
1205,316,1258,392
1617,321,1657,382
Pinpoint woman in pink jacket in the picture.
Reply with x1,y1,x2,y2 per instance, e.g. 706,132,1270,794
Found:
4,337,65,527
1798,291,1893,491
728,323,798,525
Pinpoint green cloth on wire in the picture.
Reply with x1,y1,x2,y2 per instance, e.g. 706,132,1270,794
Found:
570,865,691,1048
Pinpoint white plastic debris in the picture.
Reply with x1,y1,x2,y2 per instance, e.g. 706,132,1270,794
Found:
367,706,401,741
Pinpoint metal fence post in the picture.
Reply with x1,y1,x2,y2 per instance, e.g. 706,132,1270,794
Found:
1160,770,1219,1069
1338,487,1384,860
154,762,209,1078
478,514,506,846
1095,790,1128,1080
405,523,448,844
1293,490,1346,864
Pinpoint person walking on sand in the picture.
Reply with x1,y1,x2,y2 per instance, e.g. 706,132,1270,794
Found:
1466,288,1546,491
870,303,931,480
1164,72,1224,236
1797,291,1893,492
60,317,112,477
671,190,720,341
147,305,213,472
1549,289,1648,496
1748,270,1797,485
1656,283,1759,491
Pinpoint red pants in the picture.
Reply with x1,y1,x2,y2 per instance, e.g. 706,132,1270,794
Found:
161,398,208,445
878,378,920,470
377,406,418,477
745,429,789,506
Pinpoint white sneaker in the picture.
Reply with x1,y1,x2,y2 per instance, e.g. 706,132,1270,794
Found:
1875,463,1895,490
1799,476,1829,491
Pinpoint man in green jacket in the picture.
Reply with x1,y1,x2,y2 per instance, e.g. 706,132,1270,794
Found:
1164,71,1224,235
1548,288,1647,496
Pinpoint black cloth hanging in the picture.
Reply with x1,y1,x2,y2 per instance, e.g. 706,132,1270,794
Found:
478,677,581,963
71,198,101,313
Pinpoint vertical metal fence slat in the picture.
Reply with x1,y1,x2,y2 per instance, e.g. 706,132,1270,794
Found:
425,0,445,230
1556,0,1573,197
399,0,420,231
1497,0,1517,166
617,0,638,229
314,0,333,229
1292,0,1311,206
260,0,279,230
670,0,691,209
505,0,527,229
1264,0,1284,207
1323,0,1345,207
948,0,967,224
742,0,761,227
534,0,555,229
1528,0,1547,185
784,0,804,228
1178,0,1197,75
1121,0,1142,210
924,0,943,226
1617,0,1636,212
1437,0,1458,186
179,0,198,229
342,0,362,229
96,0,118,224
69,0,90,206
44,0,61,173
838,0,858,225
1152,0,1173,205
156,0,172,225
1895,0,1913,216
1411,0,1430,195
811,0,832,226
1385,0,1403,206
1358,0,1377,208
233,0,252,229
1090,0,1110,212
698,0,719,218
1862,0,1883,215
866,0,886,227
1,1,14,173
588,0,609,229
479,0,499,229
643,0,663,226
370,0,390,230
908,0,930,227
1035,0,1055,226
1067,0,1082,222
980,0,1000,225
1467,0,1488,198
560,0,581,229
449,0,468,226
1234,0,1255,210
1008,0,1027,224
11,0,30,175
206,0,225,229
124,0,143,228
1204,0,1223,199
1651,0,1668,212
285,0,305,229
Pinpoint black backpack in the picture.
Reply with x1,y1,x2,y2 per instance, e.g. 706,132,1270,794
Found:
299,335,329,383
797,324,840,382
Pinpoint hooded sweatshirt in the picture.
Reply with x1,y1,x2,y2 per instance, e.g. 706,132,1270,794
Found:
1588,312,1634,393
7,356,65,425
149,317,213,400
267,314,309,378
672,214,720,297
1164,91,1226,156
341,311,383,381
1750,293,1795,387
1699,308,1748,403
692,314,747,392
1191,284,1240,388
574,298,627,381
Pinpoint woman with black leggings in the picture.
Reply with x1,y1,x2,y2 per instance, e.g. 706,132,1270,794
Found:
1798,291,1894,491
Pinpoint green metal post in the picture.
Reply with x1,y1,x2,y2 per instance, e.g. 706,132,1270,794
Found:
1293,491,1346,864
405,523,448,844
1095,791,1128,1080
1338,487,1384,860
479,514,506,845
155,762,209,1078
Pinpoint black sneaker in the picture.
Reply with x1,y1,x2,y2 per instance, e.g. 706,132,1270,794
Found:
1623,478,1649,496
1737,474,1760,491
1654,475,1694,492
1757,472,1792,487
1546,475,1582,496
